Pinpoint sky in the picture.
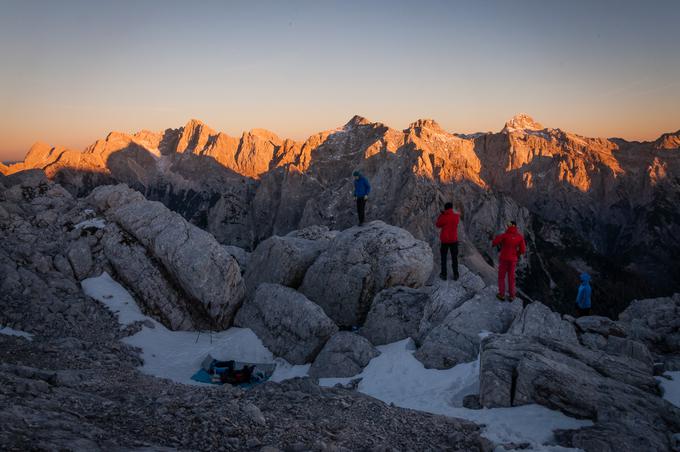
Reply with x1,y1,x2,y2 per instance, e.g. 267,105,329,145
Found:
1,0,679,161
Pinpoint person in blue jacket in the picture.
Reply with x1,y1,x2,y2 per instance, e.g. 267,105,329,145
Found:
575,272,592,317
353,170,371,225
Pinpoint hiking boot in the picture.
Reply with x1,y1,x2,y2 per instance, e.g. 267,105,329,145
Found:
439,274,447,281
506,295,515,302
496,293,505,301
453,273,459,281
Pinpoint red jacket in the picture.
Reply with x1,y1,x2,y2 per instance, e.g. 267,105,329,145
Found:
436,209,460,243
492,226,526,262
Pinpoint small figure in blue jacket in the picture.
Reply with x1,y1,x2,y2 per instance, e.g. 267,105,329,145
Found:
353,171,371,225
575,272,592,317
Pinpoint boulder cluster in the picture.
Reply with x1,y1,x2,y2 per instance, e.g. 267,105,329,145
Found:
0,171,490,451
2,171,679,451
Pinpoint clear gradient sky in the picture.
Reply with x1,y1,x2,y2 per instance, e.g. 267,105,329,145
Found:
1,0,679,160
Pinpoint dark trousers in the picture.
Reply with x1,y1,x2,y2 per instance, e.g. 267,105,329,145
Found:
440,242,459,279
356,197,366,224
576,307,591,317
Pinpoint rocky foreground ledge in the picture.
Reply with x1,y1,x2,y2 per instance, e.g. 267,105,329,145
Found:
2,170,680,451
0,171,489,451
0,337,488,451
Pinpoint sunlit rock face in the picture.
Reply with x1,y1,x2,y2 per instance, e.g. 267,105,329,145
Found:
4,114,680,315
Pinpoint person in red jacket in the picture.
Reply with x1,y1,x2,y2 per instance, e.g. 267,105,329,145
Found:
436,202,460,281
492,221,526,301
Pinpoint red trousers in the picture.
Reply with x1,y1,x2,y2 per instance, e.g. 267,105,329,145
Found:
498,259,517,297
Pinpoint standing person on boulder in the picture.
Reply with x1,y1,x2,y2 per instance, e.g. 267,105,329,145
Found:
575,272,592,317
491,221,526,301
436,202,460,281
353,171,371,226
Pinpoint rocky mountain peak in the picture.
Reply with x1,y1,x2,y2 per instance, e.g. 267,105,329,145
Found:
502,113,544,132
177,119,216,153
183,118,208,129
654,130,680,150
407,119,446,134
344,115,372,129
23,141,54,164
245,128,282,142
104,131,133,142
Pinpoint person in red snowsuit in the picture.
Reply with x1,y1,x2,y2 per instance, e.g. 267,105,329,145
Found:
492,221,526,301
435,202,460,280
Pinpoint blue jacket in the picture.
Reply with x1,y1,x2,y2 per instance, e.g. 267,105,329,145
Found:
354,174,371,197
576,273,592,309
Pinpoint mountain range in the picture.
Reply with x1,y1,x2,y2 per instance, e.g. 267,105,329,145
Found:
3,114,679,315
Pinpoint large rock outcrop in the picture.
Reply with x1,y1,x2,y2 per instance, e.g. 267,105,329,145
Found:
508,301,578,344
244,233,329,293
223,245,250,274
572,315,654,370
300,221,433,327
285,225,338,242
309,332,379,378
415,270,481,344
101,224,198,330
618,295,680,364
415,290,522,369
234,283,338,364
361,286,429,346
87,184,245,328
479,333,680,451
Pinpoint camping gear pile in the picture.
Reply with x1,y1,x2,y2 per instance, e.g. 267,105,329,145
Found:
191,354,276,387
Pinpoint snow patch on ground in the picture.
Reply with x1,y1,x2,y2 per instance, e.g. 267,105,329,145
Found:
81,272,303,384
0,326,34,341
320,339,590,450
270,361,311,382
82,273,147,326
125,327,275,385
658,371,680,408
83,272,590,450
74,218,106,230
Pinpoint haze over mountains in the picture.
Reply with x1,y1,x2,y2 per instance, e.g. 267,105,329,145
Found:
3,114,680,314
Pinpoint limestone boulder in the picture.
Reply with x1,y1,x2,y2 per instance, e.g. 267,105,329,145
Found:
479,333,680,452
309,331,379,378
508,301,578,344
572,315,654,370
300,221,433,327
245,235,327,293
416,279,474,344
223,245,250,275
234,283,338,364
87,184,245,327
415,289,522,368
101,225,200,330
285,225,338,242
361,286,429,346
575,316,626,337
618,295,680,357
